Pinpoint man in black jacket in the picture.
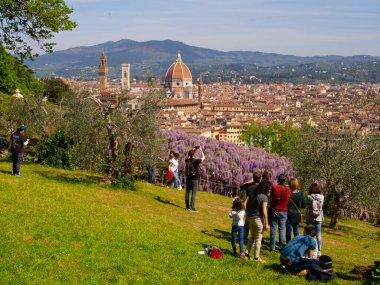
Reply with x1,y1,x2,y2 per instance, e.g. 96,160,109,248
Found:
11,126,29,177
185,146,205,212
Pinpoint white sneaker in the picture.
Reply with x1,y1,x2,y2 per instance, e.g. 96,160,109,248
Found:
177,186,182,190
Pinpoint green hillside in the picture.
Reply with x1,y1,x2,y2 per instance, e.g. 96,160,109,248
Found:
0,161,378,284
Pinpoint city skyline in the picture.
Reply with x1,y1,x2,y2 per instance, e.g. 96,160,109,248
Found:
52,0,380,57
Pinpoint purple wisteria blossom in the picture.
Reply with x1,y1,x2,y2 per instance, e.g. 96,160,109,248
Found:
162,130,294,197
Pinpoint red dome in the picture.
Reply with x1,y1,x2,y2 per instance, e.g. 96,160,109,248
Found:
165,52,192,82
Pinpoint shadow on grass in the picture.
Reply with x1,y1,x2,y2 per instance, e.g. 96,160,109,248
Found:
33,170,99,185
265,263,289,274
154,196,182,209
0,169,13,175
201,228,231,243
336,272,362,281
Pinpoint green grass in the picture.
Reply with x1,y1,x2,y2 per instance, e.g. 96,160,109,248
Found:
0,162,379,284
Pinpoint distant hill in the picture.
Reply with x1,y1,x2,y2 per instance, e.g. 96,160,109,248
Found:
27,39,380,82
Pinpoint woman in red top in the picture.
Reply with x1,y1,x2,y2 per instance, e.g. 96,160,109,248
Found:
269,174,291,251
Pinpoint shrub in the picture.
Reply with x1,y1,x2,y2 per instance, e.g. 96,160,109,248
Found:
112,176,136,191
38,130,75,169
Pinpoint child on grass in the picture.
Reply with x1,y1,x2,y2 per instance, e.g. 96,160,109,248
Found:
229,197,245,257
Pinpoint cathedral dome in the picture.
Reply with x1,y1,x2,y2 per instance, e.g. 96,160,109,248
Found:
165,52,192,83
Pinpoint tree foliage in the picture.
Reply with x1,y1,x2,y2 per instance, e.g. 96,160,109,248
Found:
240,121,300,156
40,77,73,104
0,0,77,60
288,124,380,228
0,47,41,95
38,130,75,169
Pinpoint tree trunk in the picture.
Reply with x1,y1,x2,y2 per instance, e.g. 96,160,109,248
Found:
329,192,341,229
106,121,120,179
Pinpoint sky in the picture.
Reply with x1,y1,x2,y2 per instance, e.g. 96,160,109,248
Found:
53,0,380,56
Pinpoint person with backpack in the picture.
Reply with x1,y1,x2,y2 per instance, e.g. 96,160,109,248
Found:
185,146,205,212
286,178,306,243
269,174,291,251
306,182,324,257
10,126,29,177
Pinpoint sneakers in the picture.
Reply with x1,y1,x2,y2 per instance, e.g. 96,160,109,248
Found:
190,208,198,212
254,257,266,263
243,253,250,260
177,186,182,190
14,173,21,177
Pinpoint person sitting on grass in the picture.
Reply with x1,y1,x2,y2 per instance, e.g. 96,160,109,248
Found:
229,197,245,257
280,225,321,274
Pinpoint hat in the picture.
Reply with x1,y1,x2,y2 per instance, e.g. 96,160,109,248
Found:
19,125,28,132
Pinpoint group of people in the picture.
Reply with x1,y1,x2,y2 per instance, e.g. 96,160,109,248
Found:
165,146,205,213
229,171,325,273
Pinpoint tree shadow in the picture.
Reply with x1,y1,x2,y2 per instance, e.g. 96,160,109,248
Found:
33,170,99,185
154,196,182,209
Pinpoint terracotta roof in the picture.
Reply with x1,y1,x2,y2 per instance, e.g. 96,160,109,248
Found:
165,52,192,82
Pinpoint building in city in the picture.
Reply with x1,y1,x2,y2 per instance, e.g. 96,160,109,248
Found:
164,52,193,99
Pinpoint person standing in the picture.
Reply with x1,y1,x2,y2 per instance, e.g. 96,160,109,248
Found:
10,126,29,177
166,152,180,189
269,174,291,251
286,178,306,243
306,182,324,257
241,172,261,243
229,197,245,257
244,180,272,262
185,146,205,212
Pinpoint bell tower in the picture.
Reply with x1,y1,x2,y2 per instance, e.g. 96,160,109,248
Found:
121,63,130,91
99,49,108,92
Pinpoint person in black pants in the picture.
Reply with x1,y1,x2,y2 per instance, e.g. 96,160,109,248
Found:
185,146,205,212
11,126,29,177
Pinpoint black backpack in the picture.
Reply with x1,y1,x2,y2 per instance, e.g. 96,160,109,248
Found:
185,159,196,178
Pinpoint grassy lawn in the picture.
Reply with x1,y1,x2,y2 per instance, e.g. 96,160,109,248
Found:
0,161,379,284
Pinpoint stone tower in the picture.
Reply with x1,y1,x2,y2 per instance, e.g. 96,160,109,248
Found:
198,74,203,103
99,49,108,92
121,63,130,91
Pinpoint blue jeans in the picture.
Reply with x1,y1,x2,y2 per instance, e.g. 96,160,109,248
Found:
270,210,287,251
185,179,198,210
231,225,244,254
309,221,322,251
286,222,300,243
147,167,154,184
173,170,180,188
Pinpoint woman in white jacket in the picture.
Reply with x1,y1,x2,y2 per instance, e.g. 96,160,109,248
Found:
306,182,324,257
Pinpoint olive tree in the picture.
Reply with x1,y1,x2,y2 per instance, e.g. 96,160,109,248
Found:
288,124,380,228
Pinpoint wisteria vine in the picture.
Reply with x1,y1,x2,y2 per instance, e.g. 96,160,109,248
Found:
162,130,294,196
